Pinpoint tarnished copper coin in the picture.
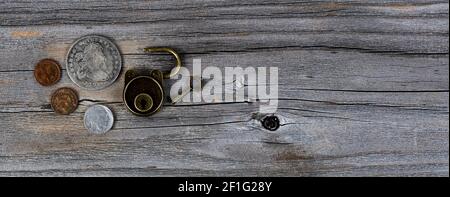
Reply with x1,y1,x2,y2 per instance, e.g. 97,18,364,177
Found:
34,59,61,86
51,87,79,115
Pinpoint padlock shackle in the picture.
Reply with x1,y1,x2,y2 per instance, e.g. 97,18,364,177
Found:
143,47,182,79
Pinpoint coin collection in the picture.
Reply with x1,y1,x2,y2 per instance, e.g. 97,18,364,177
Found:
34,35,182,134
34,35,148,134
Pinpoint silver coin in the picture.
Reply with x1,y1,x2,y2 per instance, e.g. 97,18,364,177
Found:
66,35,122,90
84,105,114,134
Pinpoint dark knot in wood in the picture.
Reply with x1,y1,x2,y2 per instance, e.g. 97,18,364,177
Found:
262,115,280,131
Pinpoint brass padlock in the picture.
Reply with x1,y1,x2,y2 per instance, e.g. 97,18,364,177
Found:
123,47,181,116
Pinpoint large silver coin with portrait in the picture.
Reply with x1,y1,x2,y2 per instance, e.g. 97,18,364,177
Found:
66,35,122,90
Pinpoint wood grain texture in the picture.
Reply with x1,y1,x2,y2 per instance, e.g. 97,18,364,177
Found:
0,0,448,177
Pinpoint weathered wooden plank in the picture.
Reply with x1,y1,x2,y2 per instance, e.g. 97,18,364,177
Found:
1,0,448,26
0,99,448,176
0,50,448,106
0,0,448,176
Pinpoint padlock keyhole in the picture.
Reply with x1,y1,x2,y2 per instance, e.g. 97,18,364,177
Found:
134,93,154,113
140,99,147,108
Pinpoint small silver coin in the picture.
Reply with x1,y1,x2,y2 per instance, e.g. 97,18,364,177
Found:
66,35,122,90
84,105,114,134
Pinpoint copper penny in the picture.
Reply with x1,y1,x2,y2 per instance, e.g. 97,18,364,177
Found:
34,59,61,86
51,87,79,115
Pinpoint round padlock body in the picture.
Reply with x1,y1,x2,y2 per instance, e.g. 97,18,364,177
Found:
124,76,164,116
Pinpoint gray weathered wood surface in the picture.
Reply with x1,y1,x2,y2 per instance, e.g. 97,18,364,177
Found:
0,0,448,177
